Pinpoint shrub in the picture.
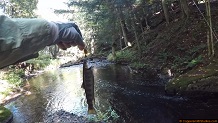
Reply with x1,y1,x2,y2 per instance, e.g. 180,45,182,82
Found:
0,106,12,122
27,53,52,69
3,68,25,87
107,49,136,63
130,61,148,70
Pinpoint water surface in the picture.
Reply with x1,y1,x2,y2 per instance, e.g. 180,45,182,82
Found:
5,61,218,123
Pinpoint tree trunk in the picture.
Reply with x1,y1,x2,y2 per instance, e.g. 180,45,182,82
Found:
205,0,214,56
118,27,123,50
49,45,59,59
162,0,170,25
180,0,190,18
140,21,145,39
131,13,142,57
112,41,116,61
117,7,128,47
120,19,128,47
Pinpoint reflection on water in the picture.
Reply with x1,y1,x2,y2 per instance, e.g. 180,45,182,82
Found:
6,65,88,123
5,62,218,123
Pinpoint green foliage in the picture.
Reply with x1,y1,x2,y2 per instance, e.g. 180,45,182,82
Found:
1,0,38,18
107,53,115,61
116,50,136,62
0,106,12,122
107,50,136,63
166,60,218,94
186,55,203,68
158,44,204,71
173,55,191,65
64,0,161,54
158,52,170,63
0,88,12,96
27,53,52,69
186,44,206,55
3,68,25,87
10,0,38,18
87,107,120,122
130,61,148,70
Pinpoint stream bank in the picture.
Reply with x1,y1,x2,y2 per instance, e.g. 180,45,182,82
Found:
165,58,218,97
109,2,218,97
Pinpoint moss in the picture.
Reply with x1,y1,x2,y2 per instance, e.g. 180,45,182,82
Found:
166,61,218,93
0,106,12,122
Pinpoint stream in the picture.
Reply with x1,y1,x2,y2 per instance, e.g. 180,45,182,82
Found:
5,60,218,123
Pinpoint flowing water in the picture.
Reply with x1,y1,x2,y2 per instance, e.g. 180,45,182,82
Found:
5,60,218,123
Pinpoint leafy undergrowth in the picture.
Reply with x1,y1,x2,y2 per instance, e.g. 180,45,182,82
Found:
166,59,218,94
27,53,52,69
3,68,25,87
0,52,56,103
145,5,218,94
140,4,217,71
107,49,137,63
0,106,12,122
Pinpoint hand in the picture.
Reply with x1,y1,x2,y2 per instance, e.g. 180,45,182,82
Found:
57,41,85,50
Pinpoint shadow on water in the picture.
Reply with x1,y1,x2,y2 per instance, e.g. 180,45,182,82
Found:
5,61,218,123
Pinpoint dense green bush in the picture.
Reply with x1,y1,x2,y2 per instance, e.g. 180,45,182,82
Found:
27,53,52,69
0,106,12,122
186,55,203,68
3,68,25,87
130,61,148,70
107,49,136,63
3,53,52,87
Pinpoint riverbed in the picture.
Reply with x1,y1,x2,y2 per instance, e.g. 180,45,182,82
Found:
5,60,218,123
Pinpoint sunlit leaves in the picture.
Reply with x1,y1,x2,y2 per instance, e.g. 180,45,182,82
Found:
0,0,38,18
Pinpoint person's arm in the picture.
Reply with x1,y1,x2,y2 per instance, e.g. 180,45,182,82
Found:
0,17,85,69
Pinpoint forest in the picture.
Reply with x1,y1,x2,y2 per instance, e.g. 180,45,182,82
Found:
54,0,218,96
1,0,218,122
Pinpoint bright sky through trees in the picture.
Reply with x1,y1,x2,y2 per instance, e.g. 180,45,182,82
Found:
36,0,68,21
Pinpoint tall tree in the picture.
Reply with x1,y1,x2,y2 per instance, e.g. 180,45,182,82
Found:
64,0,165,53
162,0,169,25
118,6,129,47
49,45,59,59
205,0,214,57
180,0,190,18
130,10,142,57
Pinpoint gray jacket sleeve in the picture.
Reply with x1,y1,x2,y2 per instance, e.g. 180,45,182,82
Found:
0,15,53,68
58,26,84,47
